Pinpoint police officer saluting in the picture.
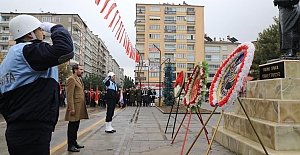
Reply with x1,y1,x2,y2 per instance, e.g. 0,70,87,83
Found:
0,14,74,155
103,72,118,133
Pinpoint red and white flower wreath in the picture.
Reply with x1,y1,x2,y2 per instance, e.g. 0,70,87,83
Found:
209,42,255,109
184,61,208,110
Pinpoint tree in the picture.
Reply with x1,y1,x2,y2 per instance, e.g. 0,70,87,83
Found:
250,17,281,79
58,62,71,84
123,75,135,89
163,62,176,106
82,75,105,91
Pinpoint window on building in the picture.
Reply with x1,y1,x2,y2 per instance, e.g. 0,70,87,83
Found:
205,46,220,53
165,7,176,14
0,36,9,41
136,44,145,51
165,34,176,39
165,44,176,51
205,55,220,62
149,43,160,51
209,74,215,78
41,17,52,22
222,55,228,60
177,25,186,30
149,72,159,77
1,16,10,21
176,53,186,58
177,63,186,68
187,54,195,62
187,34,195,40
52,17,61,22
149,34,160,39
150,25,160,30
177,16,186,21
68,17,72,22
208,64,220,71
164,16,176,23
150,6,160,11
177,34,186,40
165,53,174,60
187,44,195,51
187,63,194,70
222,46,228,51
149,52,160,58
149,16,160,20
177,44,186,49
187,16,195,21
176,7,186,12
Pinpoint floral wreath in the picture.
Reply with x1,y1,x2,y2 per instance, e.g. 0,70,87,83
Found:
209,42,255,109
184,61,208,112
174,71,185,98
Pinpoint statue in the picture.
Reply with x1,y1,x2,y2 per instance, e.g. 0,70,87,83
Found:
274,0,300,57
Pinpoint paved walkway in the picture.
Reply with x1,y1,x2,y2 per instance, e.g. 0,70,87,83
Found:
55,102,236,155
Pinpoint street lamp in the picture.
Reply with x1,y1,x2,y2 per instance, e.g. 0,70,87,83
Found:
136,49,143,89
153,44,162,106
148,58,151,88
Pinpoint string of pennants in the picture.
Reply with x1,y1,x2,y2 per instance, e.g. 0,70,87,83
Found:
95,0,140,63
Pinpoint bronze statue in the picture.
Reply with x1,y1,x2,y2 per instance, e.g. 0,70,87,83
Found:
274,0,300,57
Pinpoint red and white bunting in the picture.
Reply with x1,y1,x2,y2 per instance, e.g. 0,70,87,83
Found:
95,0,139,62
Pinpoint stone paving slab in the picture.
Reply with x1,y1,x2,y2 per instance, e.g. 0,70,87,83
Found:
58,103,236,155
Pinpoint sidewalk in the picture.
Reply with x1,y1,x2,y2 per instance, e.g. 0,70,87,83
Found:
56,102,235,155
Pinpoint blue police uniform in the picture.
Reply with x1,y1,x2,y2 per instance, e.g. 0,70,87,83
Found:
103,77,118,122
0,24,74,155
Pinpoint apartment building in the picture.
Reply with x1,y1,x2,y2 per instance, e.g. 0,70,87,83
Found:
134,2,204,89
0,12,123,83
204,36,240,86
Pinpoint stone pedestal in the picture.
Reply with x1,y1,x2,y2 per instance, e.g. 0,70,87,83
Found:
214,60,300,155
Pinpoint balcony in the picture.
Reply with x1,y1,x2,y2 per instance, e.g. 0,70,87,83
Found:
187,30,195,34
136,28,145,32
136,38,145,42
0,30,9,34
136,9,145,14
0,21,9,24
165,49,176,52
187,21,195,25
164,39,176,42
164,20,176,24
164,11,176,14
187,9,195,15
72,21,81,29
187,39,195,43
164,29,176,33
135,19,145,23
187,67,194,71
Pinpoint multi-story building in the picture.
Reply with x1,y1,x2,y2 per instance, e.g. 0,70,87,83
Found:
134,2,204,90
0,12,124,80
204,36,240,86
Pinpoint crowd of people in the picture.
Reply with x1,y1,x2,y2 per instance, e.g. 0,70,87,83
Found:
59,87,157,108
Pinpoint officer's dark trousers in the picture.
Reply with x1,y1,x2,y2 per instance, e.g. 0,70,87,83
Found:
67,121,80,147
106,98,116,122
6,128,52,155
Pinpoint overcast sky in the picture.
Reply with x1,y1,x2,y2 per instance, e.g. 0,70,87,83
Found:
0,0,278,78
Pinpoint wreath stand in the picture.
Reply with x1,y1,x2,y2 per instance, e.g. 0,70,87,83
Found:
185,98,268,155
164,86,185,138
170,105,211,155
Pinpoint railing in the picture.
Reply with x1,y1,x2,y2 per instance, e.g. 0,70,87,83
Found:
0,30,9,33
0,21,9,24
136,9,146,14
164,20,176,24
164,11,176,14
187,30,195,34
165,49,176,52
164,29,176,33
187,10,195,15
136,19,145,23
136,38,145,42
136,28,145,32
187,39,195,43
164,39,176,42
187,21,195,24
